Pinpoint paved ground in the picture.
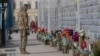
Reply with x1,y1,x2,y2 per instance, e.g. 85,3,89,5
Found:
0,32,73,56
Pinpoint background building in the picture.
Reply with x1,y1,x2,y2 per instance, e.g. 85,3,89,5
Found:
14,0,38,25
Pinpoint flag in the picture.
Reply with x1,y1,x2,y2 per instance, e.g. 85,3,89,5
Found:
5,0,13,29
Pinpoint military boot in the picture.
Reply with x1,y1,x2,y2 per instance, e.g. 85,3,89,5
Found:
20,48,24,54
23,48,30,54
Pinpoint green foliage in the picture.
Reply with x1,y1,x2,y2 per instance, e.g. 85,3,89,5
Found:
93,42,100,56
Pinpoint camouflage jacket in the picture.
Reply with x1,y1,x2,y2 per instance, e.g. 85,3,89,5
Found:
17,11,28,30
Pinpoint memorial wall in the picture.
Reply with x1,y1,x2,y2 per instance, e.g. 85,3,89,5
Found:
79,0,100,39
37,0,100,39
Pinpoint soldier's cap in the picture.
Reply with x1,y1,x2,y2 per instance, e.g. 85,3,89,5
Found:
23,1,29,8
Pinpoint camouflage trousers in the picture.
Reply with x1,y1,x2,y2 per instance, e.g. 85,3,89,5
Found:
19,30,28,49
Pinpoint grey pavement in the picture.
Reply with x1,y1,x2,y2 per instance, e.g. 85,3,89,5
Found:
0,32,73,56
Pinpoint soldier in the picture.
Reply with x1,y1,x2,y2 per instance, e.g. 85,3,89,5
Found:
17,4,29,54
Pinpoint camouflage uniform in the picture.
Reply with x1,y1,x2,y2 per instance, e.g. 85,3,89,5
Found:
17,6,29,54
